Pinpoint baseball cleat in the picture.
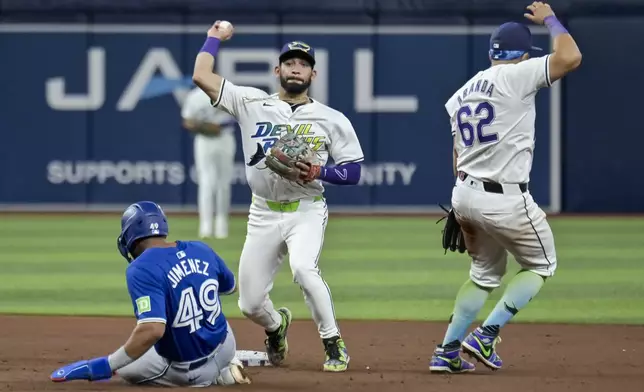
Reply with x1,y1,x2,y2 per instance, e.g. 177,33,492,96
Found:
461,327,503,370
429,345,475,374
322,336,350,372
264,307,292,366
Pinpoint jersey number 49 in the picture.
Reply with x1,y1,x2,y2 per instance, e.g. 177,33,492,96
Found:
172,279,221,334
457,102,498,147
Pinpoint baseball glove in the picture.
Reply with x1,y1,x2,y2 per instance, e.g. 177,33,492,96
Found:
264,132,318,182
437,204,467,254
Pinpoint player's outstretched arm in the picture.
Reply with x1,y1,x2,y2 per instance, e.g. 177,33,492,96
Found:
50,321,165,383
525,2,582,83
50,267,168,383
113,322,166,365
192,21,234,104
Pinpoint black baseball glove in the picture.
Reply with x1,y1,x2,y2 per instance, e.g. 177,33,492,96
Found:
437,204,467,254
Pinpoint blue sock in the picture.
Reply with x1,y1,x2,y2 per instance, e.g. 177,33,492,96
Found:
481,270,546,336
442,279,491,347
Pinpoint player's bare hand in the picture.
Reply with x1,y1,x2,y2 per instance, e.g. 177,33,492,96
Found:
295,162,312,176
295,162,321,183
524,2,555,24
207,20,234,41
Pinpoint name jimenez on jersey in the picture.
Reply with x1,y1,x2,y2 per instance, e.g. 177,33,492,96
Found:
166,255,211,289
128,241,235,361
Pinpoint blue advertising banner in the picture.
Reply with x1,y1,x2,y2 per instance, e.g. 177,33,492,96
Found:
0,23,559,212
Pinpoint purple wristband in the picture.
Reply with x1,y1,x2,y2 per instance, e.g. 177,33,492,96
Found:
544,15,568,37
199,37,221,57
318,162,361,185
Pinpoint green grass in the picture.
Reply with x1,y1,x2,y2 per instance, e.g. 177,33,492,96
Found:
1,214,643,324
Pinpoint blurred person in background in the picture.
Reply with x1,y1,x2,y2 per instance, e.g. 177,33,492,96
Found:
181,86,237,239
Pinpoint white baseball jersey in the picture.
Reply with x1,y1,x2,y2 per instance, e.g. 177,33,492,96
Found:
445,55,552,184
182,87,236,133
211,79,364,201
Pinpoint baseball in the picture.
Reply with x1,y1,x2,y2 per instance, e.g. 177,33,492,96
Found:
219,20,233,31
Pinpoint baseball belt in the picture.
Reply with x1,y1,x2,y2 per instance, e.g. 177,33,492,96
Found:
458,171,528,194
253,195,324,212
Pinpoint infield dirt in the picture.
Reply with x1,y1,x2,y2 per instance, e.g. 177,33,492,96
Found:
2,315,642,392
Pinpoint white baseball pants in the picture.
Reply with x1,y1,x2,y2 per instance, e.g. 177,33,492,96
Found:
194,132,235,238
237,195,340,339
115,323,237,387
451,174,558,288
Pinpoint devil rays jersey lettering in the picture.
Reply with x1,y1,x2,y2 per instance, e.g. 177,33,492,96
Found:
211,79,364,201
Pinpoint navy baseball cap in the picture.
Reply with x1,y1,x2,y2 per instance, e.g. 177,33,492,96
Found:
489,22,542,60
279,41,316,67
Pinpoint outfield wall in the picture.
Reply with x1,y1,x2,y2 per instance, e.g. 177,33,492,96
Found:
0,4,642,213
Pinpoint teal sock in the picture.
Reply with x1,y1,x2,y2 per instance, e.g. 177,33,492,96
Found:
442,279,491,347
481,270,546,335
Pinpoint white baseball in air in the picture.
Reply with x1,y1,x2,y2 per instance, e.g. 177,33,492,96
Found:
219,21,233,31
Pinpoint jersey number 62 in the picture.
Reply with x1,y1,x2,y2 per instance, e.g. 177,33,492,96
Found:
172,279,221,334
457,102,498,147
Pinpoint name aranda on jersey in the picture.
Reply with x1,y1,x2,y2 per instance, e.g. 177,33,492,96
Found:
456,78,496,106
251,122,326,153
167,258,211,289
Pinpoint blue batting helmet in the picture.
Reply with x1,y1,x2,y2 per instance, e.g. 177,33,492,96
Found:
117,201,169,262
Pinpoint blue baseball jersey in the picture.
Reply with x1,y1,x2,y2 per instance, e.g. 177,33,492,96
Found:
125,240,236,362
